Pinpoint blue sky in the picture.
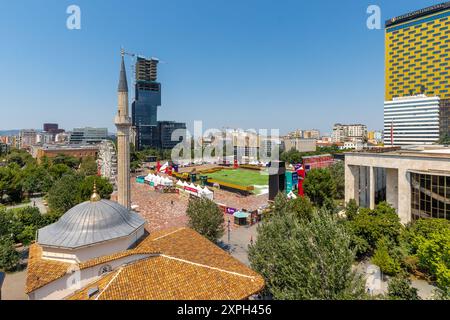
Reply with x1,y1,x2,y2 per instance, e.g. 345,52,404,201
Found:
0,0,441,135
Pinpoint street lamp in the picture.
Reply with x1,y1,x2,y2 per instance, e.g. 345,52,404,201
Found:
227,218,231,245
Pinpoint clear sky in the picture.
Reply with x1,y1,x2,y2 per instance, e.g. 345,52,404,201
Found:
0,0,442,135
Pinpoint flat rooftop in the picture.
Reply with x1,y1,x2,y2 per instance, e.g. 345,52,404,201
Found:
385,1,450,28
39,144,99,150
345,145,450,159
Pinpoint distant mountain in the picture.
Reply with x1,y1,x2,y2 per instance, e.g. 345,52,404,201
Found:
0,129,42,136
0,130,20,136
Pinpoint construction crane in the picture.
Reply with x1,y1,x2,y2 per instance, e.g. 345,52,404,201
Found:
121,47,165,63
121,47,136,58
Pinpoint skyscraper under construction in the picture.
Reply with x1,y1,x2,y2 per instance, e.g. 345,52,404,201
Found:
131,55,186,150
132,56,162,150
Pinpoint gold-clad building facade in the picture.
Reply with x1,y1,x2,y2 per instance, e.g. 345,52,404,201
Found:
385,3,450,101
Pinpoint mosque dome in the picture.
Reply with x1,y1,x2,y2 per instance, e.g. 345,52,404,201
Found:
37,198,146,249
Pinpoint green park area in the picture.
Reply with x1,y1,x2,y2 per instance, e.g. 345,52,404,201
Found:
206,168,268,194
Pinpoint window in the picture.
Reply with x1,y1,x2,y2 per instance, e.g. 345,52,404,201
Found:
411,173,450,220
98,265,113,276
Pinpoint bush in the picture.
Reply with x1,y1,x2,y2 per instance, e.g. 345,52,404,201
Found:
372,237,401,276
0,237,20,271
345,199,359,221
345,202,403,257
405,218,450,295
406,218,450,253
416,231,450,294
388,275,420,300
186,197,224,243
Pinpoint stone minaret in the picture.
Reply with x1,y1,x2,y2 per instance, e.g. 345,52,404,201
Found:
115,50,131,209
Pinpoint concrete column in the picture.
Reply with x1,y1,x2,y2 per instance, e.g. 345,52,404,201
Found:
345,164,359,205
369,166,376,210
397,169,411,224
386,168,398,212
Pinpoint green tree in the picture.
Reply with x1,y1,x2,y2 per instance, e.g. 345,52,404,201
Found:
270,193,314,221
48,163,72,180
0,236,20,271
186,197,224,242
287,195,315,220
345,199,359,221
249,210,365,299
303,168,336,207
79,176,113,201
322,197,338,214
272,192,289,213
280,149,303,165
438,133,450,145
0,207,14,237
372,237,401,275
22,164,53,195
47,174,83,216
329,161,345,199
0,163,23,203
6,149,34,167
416,231,450,295
387,275,420,300
404,218,450,296
345,202,404,257
79,156,98,176
406,218,450,253
52,154,80,169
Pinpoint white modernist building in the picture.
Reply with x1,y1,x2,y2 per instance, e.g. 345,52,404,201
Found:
384,95,440,146
345,145,450,224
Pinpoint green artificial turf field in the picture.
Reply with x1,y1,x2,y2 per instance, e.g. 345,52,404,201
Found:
206,168,268,188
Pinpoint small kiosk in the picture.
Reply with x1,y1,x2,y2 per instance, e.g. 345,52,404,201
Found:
233,211,249,226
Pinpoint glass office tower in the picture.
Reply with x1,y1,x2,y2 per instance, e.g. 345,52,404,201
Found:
132,56,162,150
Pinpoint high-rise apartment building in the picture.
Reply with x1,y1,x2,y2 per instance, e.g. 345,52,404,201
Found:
332,124,367,143
385,2,450,138
303,129,320,139
19,129,37,149
384,95,441,146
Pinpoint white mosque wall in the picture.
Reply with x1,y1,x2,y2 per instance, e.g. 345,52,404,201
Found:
28,253,151,300
41,226,145,263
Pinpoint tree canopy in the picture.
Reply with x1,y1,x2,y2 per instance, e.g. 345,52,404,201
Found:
303,168,336,207
249,209,365,299
47,174,113,217
186,197,224,243
344,202,404,258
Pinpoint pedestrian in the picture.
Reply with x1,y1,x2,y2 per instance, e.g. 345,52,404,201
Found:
171,200,174,206
33,201,36,207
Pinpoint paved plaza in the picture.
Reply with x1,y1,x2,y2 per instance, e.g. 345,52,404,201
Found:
130,178,189,232
130,176,269,232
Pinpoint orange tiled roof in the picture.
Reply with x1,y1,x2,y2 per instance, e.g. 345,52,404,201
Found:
26,244,71,294
26,227,265,300
68,255,264,300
